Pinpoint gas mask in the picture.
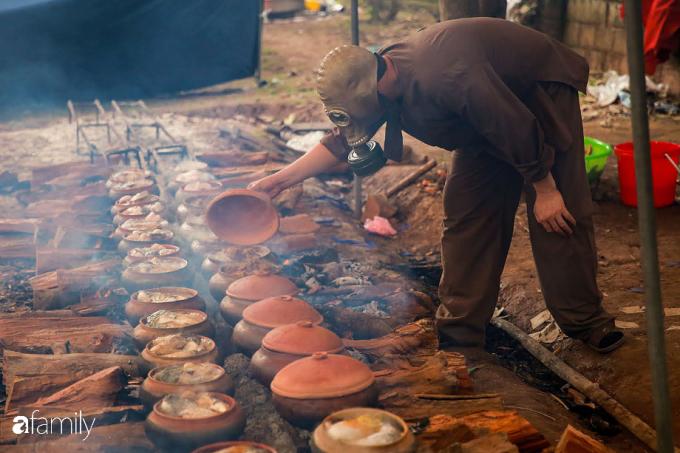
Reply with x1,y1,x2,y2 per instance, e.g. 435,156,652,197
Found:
317,45,390,176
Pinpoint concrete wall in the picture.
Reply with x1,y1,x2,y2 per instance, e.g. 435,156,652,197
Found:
561,0,680,94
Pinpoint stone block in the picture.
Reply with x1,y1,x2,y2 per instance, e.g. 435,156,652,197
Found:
594,27,616,52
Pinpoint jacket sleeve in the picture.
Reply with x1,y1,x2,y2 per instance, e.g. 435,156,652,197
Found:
320,127,352,162
445,63,555,183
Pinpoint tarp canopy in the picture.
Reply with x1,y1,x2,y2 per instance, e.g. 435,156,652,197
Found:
0,0,260,107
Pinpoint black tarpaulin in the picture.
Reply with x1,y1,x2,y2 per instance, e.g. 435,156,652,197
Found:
0,0,260,107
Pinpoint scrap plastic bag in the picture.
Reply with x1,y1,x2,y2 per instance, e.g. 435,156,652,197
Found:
363,216,397,237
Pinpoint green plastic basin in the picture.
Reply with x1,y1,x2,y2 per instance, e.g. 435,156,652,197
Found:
584,136,613,183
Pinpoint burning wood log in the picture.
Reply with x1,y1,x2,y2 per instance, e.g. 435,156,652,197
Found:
386,158,437,198
458,432,520,453
0,219,40,235
419,412,545,452
28,366,125,410
28,259,120,310
343,318,439,360
0,236,35,260
0,315,131,355
35,248,103,274
31,161,110,186
555,425,612,453
198,151,270,167
3,350,142,411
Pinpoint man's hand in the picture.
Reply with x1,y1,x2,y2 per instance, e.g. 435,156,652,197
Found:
247,174,288,199
532,174,576,236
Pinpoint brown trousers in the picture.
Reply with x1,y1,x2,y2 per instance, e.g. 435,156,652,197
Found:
436,83,614,347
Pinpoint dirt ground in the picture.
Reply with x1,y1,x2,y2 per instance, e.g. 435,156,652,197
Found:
0,7,678,451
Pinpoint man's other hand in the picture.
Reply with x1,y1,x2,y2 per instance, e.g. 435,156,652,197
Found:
532,174,576,236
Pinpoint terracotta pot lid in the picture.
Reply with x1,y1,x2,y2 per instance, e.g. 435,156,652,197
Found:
271,353,374,399
242,296,323,329
226,273,297,302
205,189,279,245
263,321,343,355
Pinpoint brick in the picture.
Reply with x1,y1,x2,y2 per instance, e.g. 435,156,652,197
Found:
580,25,597,48
564,22,581,46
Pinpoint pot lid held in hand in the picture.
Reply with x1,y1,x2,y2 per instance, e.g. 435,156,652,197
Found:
263,321,343,355
271,353,374,399
226,273,298,302
205,189,279,245
242,296,323,329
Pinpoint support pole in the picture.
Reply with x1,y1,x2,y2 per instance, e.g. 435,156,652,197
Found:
623,0,674,451
351,0,363,218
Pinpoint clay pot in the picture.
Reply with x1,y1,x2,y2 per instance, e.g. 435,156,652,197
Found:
208,259,275,301
107,169,150,188
145,392,246,451
179,216,219,244
125,287,205,326
206,189,279,246
177,196,211,223
201,245,271,277
133,309,214,348
191,239,224,257
141,334,219,371
111,191,161,215
312,408,415,453
176,180,223,203
113,202,165,225
109,179,155,199
118,229,175,254
219,272,298,325
122,256,191,291
123,244,181,267
140,363,234,409
114,216,170,239
170,169,215,192
250,321,344,386
192,441,277,453
233,296,323,356
271,353,378,428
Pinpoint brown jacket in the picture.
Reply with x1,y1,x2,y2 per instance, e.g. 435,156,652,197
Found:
321,18,589,182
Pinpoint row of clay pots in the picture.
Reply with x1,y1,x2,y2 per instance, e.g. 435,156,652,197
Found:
142,167,249,452
106,170,250,452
